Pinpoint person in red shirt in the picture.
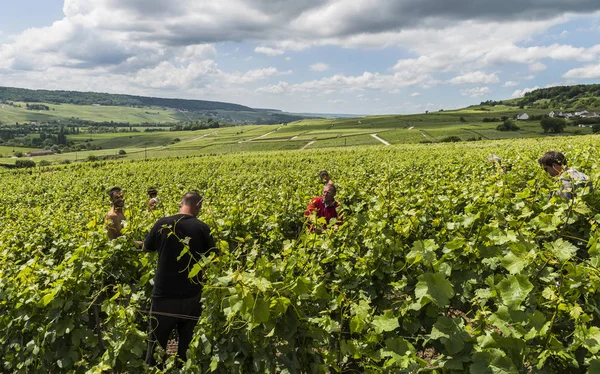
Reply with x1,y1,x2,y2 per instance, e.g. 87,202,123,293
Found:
305,184,341,231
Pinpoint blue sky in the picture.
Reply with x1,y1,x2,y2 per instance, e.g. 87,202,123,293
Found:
1,1,600,115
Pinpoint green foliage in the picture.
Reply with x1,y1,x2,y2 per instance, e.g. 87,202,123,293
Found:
0,86,253,112
593,123,600,134
497,119,520,131
541,117,567,133
1,137,600,373
518,84,600,110
15,159,35,168
440,135,462,142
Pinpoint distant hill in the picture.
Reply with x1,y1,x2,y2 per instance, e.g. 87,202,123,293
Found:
0,86,254,112
0,86,320,125
481,84,600,111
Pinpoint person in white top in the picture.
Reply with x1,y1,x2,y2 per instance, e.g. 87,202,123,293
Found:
147,187,159,211
538,151,593,200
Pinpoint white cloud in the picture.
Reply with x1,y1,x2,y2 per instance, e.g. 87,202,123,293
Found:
3,1,600,113
310,62,329,71
255,46,285,56
256,81,290,94
460,86,490,97
529,62,547,72
503,80,519,87
449,71,499,84
255,70,434,96
411,92,421,96
563,63,600,79
328,99,344,104
225,67,286,84
512,86,540,98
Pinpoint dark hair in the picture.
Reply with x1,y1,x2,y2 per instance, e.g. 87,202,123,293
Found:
538,151,567,167
319,170,329,178
108,187,122,197
147,186,157,196
182,191,203,207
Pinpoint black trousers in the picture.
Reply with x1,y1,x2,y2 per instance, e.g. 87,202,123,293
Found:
145,293,202,366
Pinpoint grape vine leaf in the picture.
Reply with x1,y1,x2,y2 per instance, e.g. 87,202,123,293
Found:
415,273,454,308
496,275,533,309
372,311,400,333
545,238,578,263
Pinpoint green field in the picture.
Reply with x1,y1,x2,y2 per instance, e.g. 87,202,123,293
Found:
0,102,189,124
1,135,599,372
0,102,310,126
2,103,595,165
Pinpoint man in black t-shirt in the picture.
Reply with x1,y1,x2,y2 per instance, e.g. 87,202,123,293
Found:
143,191,215,366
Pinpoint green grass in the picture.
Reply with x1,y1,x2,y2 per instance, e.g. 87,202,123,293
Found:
0,145,34,157
2,104,597,166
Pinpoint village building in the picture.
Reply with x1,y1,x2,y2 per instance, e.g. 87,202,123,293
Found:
25,150,55,157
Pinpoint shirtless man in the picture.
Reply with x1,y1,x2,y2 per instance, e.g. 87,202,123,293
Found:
106,187,126,240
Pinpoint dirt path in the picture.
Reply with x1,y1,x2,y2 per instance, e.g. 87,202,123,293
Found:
301,141,315,150
238,126,282,143
370,133,390,145
181,131,218,144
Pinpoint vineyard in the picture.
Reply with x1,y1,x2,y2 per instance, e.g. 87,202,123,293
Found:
1,136,600,373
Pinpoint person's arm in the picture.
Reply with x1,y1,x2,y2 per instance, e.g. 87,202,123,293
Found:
142,222,159,252
305,198,317,217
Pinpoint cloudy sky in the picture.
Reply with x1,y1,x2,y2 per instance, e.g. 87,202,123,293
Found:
1,1,600,115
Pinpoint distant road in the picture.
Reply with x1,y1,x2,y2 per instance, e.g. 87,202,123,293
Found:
238,126,282,143
182,131,218,144
301,141,315,150
370,133,390,145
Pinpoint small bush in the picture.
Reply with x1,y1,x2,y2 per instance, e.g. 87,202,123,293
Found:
87,155,99,162
60,160,71,165
497,119,520,131
15,160,36,168
39,160,51,167
440,136,461,143
14,151,23,158
592,123,600,134
118,149,127,155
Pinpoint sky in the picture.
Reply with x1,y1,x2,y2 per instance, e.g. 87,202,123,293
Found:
1,1,600,115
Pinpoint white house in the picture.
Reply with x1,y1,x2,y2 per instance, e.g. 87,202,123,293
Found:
516,113,529,120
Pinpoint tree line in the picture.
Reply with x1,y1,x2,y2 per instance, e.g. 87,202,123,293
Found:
0,86,254,112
